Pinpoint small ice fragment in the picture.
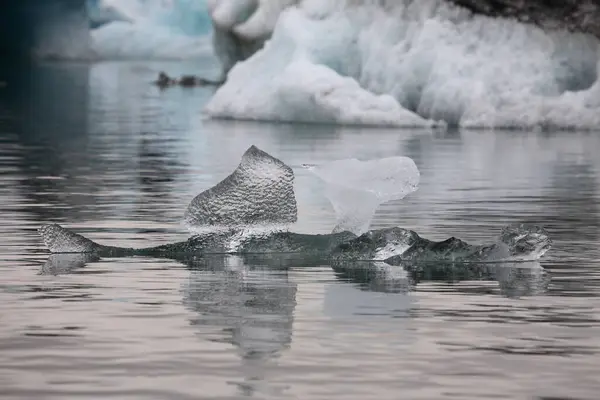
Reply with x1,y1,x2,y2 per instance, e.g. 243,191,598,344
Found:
309,156,420,234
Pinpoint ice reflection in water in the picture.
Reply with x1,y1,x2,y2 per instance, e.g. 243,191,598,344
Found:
35,252,555,398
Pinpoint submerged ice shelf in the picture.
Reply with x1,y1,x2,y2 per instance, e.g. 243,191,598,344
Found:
204,0,600,130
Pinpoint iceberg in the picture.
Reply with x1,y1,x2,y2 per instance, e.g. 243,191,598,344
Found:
207,0,297,77
205,0,600,130
90,0,215,60
26,0,600,128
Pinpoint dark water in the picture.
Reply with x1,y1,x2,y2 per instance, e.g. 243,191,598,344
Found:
0,61,600,400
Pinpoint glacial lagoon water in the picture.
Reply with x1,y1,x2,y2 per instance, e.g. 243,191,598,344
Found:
0,61,599,399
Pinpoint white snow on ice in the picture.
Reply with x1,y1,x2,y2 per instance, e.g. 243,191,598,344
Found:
204,0,600,130
81,0,600,129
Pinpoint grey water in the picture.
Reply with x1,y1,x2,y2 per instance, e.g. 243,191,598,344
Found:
0,60,600,400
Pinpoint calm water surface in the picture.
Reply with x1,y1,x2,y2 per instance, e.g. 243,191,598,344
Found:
0,61,599,400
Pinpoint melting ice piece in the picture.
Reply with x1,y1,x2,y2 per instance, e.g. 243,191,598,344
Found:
330,224,552,263
483,224,553,262
38,224,100,253
184,145,298,231
307,156,420,235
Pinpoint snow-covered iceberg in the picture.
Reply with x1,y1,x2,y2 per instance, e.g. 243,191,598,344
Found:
205,0,600,130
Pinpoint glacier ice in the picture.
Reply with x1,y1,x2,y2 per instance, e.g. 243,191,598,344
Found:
37,145,552,263
39,224,99,254
205,0,600,130
330,224,551,263
183,145,298,231
306,156,420,235
182,145,419,236
483,224,555,262
80,0,600,128
39,222,551,263
90,0,214,60
204,3,439,127
207,0,297,78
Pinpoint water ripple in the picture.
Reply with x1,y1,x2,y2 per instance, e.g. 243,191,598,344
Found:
0,61,599,399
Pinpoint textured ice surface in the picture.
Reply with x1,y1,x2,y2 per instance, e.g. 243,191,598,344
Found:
331,224,551,263
331,227,421,261
183,145,298,231
484,224,553,261
37,221,551,263
207,0,296,77
83,0,600,127
207,0,293,41
38,224,100,253
204,6,438,127
206,0,600,129
307,156,420,234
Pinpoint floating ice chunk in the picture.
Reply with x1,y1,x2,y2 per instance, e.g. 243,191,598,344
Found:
207,0,296,78
483,224,553,262
205,6,439,127
38,224,100,253
207,58,434,126
206,0,600,129
183,145,298,231
307,155,420,235
461,64,600,130
330,224,551,263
